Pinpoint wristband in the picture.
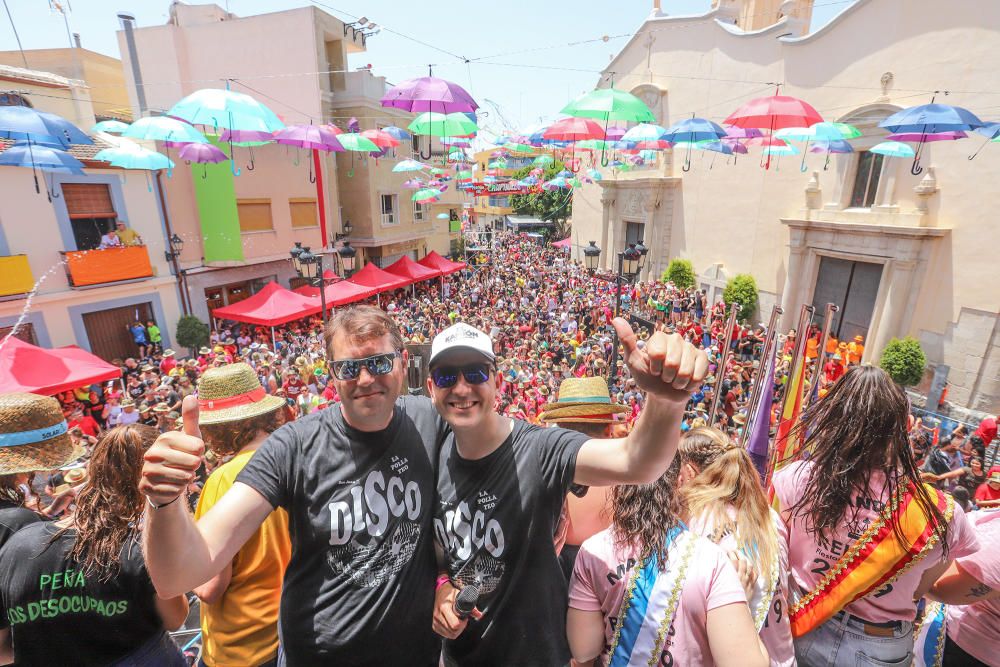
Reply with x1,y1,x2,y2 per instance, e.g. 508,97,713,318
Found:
436,574,451,591
146,495,180,510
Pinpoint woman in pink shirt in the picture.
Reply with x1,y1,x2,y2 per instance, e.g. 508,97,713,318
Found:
678,428,795,666
567,467,768,667
772,367,979,666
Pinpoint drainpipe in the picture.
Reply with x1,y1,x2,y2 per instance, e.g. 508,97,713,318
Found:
117,12,147,116
155,171,191,315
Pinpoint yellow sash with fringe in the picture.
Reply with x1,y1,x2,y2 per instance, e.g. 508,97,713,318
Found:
789,483,952,638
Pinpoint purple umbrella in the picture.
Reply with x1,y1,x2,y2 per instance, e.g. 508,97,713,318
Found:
180,142,228,179
724,126,765,139
220,129,274,144
274,124,344,151
604,126,627,141
403,178,424,189
887,131,967,142
348,117,360,134
381,74,478,158
721,138,750,154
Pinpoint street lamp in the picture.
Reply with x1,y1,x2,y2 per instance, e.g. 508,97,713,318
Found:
336,219,353,241
164,233,184,262
620,243,640,278
583,241,601,272
290,241,305,274
338,241,357,277
635,239,648,277
291,244,333,330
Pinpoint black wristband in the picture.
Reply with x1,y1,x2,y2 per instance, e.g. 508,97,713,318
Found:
146,495,181,510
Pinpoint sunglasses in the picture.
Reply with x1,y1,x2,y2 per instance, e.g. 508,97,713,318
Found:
430,363,493,389
330,351,400,381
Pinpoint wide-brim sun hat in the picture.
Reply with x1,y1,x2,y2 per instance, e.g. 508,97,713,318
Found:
0,393,82,474
539,377,629,424
197,362,286,425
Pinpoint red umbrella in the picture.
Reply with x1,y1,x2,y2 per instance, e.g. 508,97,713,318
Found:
361,129,400,148
725,93,821,167
543,117,605,142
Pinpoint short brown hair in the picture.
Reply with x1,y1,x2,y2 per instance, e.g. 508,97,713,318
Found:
326,305,404,360
201,408,284,458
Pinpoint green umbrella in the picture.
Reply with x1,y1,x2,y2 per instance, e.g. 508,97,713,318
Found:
574,139,618,151
561,88,655,123
532,154,554,166
412,187,442,203
337,133,380,151
831,122,862,139
503,143,534,154
408,112,478,137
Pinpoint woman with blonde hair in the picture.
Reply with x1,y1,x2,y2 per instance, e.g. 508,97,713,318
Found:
0,422,188,665
678,427,795,665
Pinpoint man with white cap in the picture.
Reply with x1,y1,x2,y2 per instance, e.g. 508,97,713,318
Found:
427,319,708,666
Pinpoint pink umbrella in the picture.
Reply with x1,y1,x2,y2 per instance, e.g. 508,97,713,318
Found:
179,142,228,179
544,117,605,142
321,123,345,135
274,124,344,151
221,129,274,143
604,126,628,141
725,92,822,168
887,131,967,142
403,178,424,189
380,75,478,114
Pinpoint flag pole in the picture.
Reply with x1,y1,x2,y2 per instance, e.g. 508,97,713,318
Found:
806,302,840,409
765,303,815,485
740,305,783,449
708,304,741,426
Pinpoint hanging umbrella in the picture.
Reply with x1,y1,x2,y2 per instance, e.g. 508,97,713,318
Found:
337,133,380,151
586,168,603,181
361,128,400,149
622,123,668,142
533,154,554,167
382,125,411,141
724,126,766,139
381,75,478,113
123,116,208,144
393,159,430,172
503,143,535,154
808,139,853,170
542,177,572,190
91,120,130,134
880,102,983,173
179,142,228,179
440,136,474,147
436,213,450,220
968,121,1000,159
870,141,915,158
403,178,425,189
0,140,84,197
721,138,750,154
887,131,967,142
95,144,174,170
604,126,628,141
663,118,728,171
168,88,284,133
831,122,862,139
321,123,345,135
274,124,344,151
725,92,822,168
573,139,618,151
412,187,442,203
219,129,272,171
561,88,654,166
774,122,846,142
763,143,799,156
408,112,478,137
544,117,605,142
0,106,92,147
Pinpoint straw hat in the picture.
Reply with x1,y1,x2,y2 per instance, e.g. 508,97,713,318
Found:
197,363,286,425
199,347,212,355
64,467,88,486
162,349,176,358
152,402,171,413
0,393,82,474
539,377,629,424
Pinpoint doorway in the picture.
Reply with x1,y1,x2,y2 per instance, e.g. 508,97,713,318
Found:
811,257,883,342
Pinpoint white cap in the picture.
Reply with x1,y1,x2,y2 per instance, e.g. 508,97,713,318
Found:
430,323,495,367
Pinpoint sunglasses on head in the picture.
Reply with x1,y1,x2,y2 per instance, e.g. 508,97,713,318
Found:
430,363,493,389
330,351,400,381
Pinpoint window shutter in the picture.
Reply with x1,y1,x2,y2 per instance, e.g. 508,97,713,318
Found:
62,183,116,219
237,200,273,232
289,200,318,228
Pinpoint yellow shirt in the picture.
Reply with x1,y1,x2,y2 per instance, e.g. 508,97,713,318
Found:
116,227,141,245
195,449,291,667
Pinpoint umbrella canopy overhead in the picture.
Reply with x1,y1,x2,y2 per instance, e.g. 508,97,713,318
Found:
95,144,174,170
724,94,823,130
123,116,208,144
91,120,130,134
0,106,93,147
662,118,727,143
336,133,380,152
380,76,478,113
561,88,655,123
887,131,967,143
360,129,400,148
220,129,274,146
880,103,984,134
0,141,84,174
168,88,285,133
0,336,121,395
274,124,344,151
346,262,413,293
179,142,229,163
211,281,320,326
869,141,915,157
418,250,466,275
408,112,478,137
544,117,605,142
393,159,430,172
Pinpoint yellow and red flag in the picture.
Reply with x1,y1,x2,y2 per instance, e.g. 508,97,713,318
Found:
771,354,807,476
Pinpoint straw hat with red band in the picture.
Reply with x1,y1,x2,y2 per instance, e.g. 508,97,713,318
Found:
539,377,629,424
197,363,286,425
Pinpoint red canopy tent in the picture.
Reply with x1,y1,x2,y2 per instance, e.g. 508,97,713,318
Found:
346,262,413,294
0,336,121,395
384,255,442,282
317,279,379,307
212,281,321,326
552,238,571,249
291,269,340,298
418,250,466,276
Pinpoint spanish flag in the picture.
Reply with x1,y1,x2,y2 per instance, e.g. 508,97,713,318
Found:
772,354,807,474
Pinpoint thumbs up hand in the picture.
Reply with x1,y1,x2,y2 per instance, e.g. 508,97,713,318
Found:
140,395,205,507
612,317,708,404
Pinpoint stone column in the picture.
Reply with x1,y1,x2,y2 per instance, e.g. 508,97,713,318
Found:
600,186,615,271
779,225,808,331
867,259,916,364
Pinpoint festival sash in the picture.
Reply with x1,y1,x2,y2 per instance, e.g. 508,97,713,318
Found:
788,483,952,638
608,528,696,667
912,600,947,667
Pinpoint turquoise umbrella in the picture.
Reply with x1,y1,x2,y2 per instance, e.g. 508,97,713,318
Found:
393,159,429,172
91,120,130,134
123,116,208,144
870,141,915,158
95,145,174,170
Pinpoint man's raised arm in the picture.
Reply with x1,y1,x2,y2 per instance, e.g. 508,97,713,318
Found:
140,396,272,598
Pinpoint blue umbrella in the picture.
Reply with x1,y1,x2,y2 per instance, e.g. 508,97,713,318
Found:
382,125,411,140
0,106,92,147
92,120,130,134
0,140,85,198
968,121,1000,160
879,102,984,173
662,118,727,171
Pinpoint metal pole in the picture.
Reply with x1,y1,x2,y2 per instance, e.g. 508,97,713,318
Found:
317,254,328,330
740,305,783,448
708,304,741,426
608,257,625,387
807,302,840,408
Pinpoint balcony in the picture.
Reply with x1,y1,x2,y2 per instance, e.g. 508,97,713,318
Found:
60,245,154,288
0,255,34,297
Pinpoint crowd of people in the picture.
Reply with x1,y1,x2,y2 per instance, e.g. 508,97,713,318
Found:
0,232,997,666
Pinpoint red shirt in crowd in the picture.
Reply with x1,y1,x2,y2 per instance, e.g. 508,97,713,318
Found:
283,377,306,398
974,417,997,447
68,415,100,438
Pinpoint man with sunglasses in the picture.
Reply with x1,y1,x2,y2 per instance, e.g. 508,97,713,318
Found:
429,320,708,666
140,306,447,665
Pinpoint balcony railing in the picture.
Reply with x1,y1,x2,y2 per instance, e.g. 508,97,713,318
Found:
60,245,154,288
0,255,34,297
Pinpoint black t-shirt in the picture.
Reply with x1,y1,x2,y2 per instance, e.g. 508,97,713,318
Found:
435,419,587,666
236,395,447,666
0,522,163,666
0,503,41,553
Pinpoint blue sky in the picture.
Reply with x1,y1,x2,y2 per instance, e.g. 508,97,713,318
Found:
0,0,849,134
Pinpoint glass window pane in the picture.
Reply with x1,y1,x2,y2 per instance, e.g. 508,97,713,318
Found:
864,153,884,208
849,152,873,208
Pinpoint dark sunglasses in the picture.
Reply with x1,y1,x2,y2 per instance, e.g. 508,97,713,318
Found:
430,363,493,389
330,351,400,381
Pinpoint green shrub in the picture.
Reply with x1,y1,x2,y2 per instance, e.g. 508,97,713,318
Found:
722,274,758,322
663,258,695,290
175,315,210,355
879,336,927,386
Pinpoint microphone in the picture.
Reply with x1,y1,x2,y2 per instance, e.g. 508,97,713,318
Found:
453,582,481,620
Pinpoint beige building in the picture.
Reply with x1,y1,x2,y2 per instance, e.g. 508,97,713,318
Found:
571,0,1000,411
0,65,183,362
119,2,460,321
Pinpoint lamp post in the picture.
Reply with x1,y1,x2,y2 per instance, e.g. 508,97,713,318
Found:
584,240,644,388
164,233,184,262
291,242,360,330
